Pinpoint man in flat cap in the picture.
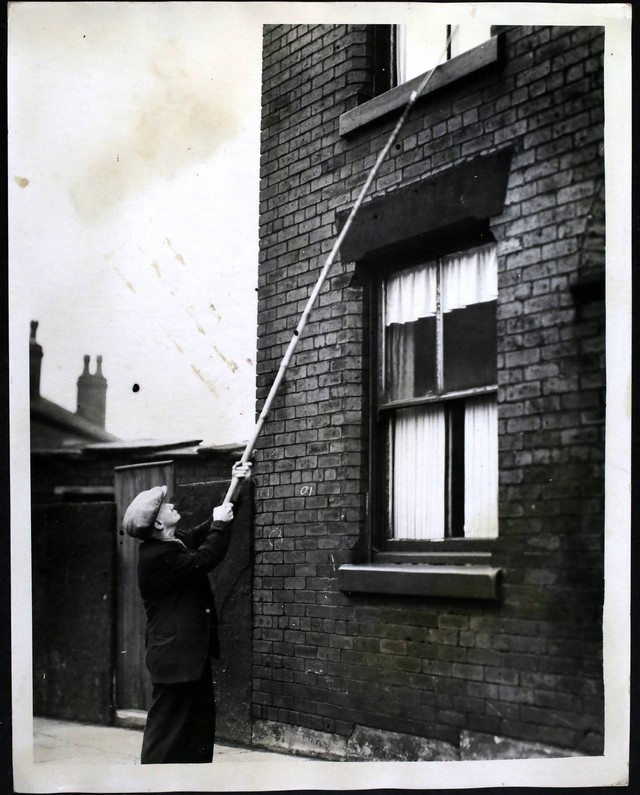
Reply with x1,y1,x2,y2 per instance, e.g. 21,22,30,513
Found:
123,461,251,764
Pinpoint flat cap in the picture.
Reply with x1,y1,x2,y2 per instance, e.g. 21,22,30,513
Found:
123,485,168,539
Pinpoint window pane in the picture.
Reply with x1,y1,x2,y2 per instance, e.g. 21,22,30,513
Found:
449,23,493,59
396,22,493,84
414,317,437,396
385,318,436,401
441,243,497,311
390,405,445,539
447,401,466,538
442,243,497,392
443,300,497,392
464,395,498,538
384,261,437,402
385,398,497,542
385,262,437,323
396,23,447,82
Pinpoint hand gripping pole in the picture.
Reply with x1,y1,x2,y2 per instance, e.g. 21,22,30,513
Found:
223,29,457,504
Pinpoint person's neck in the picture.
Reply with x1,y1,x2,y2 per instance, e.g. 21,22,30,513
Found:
153,526,176,542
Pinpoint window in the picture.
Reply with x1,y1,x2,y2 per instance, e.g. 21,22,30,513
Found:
376,243,498,544
342,28,502,136
396,22,493,83
335,144,509,600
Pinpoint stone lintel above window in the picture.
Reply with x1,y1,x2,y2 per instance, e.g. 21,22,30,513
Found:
336,149,513,269
338,562,500,600
339,34,503,137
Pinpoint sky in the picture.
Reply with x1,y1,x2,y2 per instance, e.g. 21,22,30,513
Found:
9,2,263,444
8,1,631,449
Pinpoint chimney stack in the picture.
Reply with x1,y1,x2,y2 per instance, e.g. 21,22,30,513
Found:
30,321,43,399
76,355,108,428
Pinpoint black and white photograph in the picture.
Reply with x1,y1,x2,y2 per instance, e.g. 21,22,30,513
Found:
8,2,631,791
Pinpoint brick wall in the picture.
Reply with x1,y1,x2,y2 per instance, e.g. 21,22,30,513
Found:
31,454,117,504
31,450,241,505
256,24,605,757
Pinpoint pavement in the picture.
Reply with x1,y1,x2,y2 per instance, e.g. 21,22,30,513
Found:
33,717,311,766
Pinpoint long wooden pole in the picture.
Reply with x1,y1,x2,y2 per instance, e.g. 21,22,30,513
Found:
224,29,457,503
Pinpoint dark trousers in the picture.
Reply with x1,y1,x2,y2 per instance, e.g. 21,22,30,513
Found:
141,660,215,764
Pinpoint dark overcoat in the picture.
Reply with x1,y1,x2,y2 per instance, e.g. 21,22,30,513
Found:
137,519,231,684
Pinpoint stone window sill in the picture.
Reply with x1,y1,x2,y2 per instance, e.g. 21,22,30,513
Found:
338,562,500,600
339,35,503,137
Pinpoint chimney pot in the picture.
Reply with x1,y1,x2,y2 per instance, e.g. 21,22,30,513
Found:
77,355,108,428
29,321,43,399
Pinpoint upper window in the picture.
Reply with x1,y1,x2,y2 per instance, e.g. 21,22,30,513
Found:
375,243,498,544
396,22,493,84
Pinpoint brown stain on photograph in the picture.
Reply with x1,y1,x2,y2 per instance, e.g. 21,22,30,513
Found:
14,176,30,188
166,238,186,266
190,364,217,396
69,38,238,223
213,345,238,374
113,266,136,293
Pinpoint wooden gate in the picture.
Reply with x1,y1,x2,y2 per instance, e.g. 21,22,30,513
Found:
32,502,116,724
114,461,175,718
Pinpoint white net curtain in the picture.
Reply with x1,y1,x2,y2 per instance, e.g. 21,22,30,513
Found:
464,394,498,539
390,404,446,540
